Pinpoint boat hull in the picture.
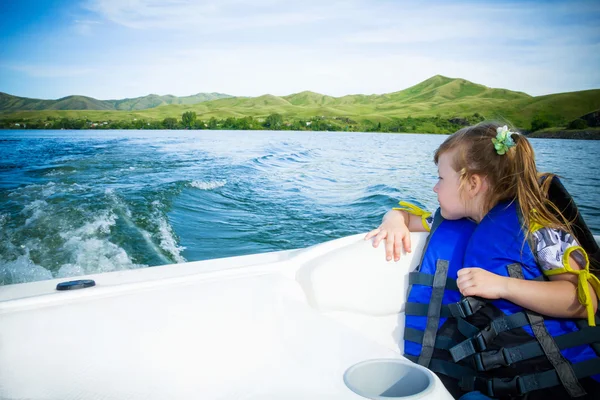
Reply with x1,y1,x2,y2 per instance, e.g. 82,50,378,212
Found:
0,233,451,399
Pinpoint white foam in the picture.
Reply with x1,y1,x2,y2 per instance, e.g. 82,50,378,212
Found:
62,211,117,238
0,253,53,285
57,237,145,278
150,201,186,263
189,180,226,190
42,182,57,197
156,215,186,263
22,200,49,226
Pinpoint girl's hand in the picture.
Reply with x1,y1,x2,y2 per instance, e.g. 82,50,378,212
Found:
457,268,509,300
364,211,411,262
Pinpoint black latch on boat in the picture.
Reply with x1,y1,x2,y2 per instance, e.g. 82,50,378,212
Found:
56,279,96,291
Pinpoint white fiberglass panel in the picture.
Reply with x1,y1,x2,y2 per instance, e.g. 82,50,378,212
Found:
1,271,418,399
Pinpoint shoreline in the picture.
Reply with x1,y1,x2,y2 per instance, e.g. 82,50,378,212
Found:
2,127,600,139
525,129,600,140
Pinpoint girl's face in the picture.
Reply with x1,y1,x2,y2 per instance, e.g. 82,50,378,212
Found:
433,149,467,220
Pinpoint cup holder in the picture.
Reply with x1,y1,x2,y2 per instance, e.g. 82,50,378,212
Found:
343,359,434,399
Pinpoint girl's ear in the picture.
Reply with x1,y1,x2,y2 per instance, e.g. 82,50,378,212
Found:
466,174,486,197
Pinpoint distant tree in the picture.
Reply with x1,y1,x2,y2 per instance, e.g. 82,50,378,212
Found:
567,118,588,130
207,117,218,129
181,111,197,129
163,117,178,129
133,119,146,129
237,116,256,130
263,113,283,130
530,116,552,132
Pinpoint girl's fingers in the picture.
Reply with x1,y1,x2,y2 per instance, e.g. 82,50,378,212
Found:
385,233,396,261
364,228,380,241
394,238,402,261
402,233,411,253
371,230,387,247
457,275,473,288
461,286,476,296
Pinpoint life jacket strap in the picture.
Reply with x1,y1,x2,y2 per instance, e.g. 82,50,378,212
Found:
473,326,600,372
460,358,600,398
404,327,457,350
450,312,530,362
408,271,459,292
405,302,452,318
418,259,450,368
409,354,600,398
448,296,487,318
507,263,587,397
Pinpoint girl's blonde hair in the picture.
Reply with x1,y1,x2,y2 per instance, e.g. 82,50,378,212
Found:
433,122,571,235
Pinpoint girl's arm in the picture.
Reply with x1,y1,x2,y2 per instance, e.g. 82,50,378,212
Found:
364,209,428,262
457,253,598,319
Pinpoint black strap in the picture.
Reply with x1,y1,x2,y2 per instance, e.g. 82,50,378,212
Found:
456,316,481,338
576,313,600,356
450,311,531,362
404,327,457,350
409,352,600,398
520,358,600,395
473,326,600,371
507,263,586,397
418,259,449,368
461,358,600,398
448,296,487,318
408,271,459,292
405,302,451,318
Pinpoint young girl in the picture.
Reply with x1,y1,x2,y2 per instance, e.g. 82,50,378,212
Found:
365,123,600,399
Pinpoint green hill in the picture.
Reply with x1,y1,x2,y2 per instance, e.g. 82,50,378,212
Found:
0,92,233,112
2,75,599,132
0,93,113,111
109,92,233,111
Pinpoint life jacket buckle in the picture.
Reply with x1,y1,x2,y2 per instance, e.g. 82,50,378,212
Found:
474,348,511,371
449,297,474,318
449,296,486,318
487,376,523,398
450,323,499,362
474,324,498,352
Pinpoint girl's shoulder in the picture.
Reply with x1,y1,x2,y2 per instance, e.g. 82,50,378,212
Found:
530,226,585,272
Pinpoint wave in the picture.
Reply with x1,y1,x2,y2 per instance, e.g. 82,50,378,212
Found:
151,200,186,263
0,182,188,285
189,180,227,190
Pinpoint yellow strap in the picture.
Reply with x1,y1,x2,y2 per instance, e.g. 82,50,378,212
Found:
544,246,600,326
528,209,548,234
529,220,544,233
392,201,432,232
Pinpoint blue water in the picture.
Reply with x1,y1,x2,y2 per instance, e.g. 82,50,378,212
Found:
1,130,599,285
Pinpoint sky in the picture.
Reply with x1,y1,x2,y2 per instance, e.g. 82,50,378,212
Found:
1,0,599,100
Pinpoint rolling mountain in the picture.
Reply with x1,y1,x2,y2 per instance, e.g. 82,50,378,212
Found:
2,76,599,130
0,92,233,112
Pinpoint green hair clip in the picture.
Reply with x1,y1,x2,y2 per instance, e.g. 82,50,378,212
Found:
491,125,516,155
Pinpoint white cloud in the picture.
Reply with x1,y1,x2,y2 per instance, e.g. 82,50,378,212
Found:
72,19,101,35
83,0,334,31
3,1,598,98
7,64,98,78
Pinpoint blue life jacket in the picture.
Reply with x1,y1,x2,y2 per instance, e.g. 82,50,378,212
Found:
404,202,600,399
403,213,477,361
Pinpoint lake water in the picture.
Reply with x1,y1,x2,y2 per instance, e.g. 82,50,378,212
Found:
1,130,599,285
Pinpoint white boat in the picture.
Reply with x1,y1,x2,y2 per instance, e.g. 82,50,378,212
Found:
0,232,455,399
2,233,599,399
